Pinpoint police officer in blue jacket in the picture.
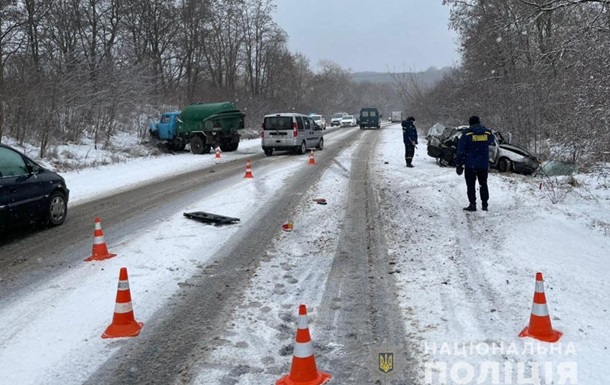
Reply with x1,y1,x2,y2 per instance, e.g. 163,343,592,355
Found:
402,116,418,168
455,116,495,211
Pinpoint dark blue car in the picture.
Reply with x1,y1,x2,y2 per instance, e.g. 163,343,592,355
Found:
0,144,69,230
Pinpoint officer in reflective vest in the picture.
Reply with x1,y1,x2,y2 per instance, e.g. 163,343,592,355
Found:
455,116,495,211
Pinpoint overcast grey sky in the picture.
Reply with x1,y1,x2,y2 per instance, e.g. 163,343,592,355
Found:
272,0,460,73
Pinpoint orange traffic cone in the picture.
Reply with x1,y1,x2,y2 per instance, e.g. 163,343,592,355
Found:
519,272,562,342
244,159,254,178
102,267,144,339
84,217,117,262
215,147,221,159
308,150,315,165
277,304,331,385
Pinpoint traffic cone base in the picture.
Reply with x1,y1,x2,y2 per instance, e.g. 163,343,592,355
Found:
103,321,144,339
276,304,331,385
519,272,562,343
102,267,143,339
215,147,221,159
276,370,331,385
519,324,562,343
85,217,117,262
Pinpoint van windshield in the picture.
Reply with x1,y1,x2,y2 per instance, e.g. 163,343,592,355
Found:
264,116,293,130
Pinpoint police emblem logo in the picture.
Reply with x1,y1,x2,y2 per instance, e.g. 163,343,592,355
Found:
378,352,394,374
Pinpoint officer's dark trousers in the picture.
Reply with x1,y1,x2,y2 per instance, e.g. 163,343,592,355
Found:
464,168,489,206
404,144,415,165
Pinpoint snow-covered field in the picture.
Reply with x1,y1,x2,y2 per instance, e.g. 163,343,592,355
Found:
0,125,608,384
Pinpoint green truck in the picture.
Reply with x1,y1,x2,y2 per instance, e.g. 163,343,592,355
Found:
149,102,246,154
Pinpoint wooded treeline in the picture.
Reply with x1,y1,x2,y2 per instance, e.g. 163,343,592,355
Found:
1,0,608,163
0,0,397,157
408,0,610,163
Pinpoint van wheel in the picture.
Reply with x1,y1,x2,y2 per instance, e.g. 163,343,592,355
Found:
47,191,67,226
299,141,307,154
316,138,324,150
498,158,512,172
264,149,273,156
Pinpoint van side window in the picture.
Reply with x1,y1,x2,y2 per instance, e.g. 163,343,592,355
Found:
302,117,311,131
296,116,304,130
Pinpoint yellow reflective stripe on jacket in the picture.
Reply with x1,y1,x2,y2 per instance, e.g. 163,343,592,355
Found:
466,131,491,142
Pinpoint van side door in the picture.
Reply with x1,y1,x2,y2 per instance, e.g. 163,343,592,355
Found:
304,116,319,144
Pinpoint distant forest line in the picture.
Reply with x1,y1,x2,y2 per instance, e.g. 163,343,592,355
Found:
1,0,608,164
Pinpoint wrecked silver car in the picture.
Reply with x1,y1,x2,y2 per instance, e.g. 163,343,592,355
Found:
426,124,540,175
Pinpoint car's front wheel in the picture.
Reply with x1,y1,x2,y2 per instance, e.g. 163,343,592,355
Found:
316,138,324,150
498,158,512,172
47,191,67,226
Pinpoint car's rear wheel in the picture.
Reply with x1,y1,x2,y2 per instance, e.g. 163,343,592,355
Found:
299,141,307,154
498,158,512,172
264,148,273,156
47,191,67,226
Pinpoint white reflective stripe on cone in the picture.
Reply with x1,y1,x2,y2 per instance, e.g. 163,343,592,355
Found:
298,315,308,329
531,303,549,317
93,236,105,244
535,281,545,293
293,341,314,358
117,280,130,291
114,302,134,314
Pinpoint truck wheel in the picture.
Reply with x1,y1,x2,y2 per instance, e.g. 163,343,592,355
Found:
225,142,239,152
191,136,205,154
316,138,324,150
264,149,273,156
172,141,186,151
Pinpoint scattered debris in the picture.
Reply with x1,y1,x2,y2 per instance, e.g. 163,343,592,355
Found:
183,211,240,225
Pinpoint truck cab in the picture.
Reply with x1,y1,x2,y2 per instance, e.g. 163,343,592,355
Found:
150,112,183,150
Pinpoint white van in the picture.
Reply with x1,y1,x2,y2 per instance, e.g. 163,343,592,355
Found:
261,113,324,156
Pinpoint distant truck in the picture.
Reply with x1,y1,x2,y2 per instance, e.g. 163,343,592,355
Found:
391,111,405,123
150,102,245,154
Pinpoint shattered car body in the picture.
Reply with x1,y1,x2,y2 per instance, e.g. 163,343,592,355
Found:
426,124,540,175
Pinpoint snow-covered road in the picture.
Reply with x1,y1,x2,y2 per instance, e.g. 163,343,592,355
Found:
0,124,608,384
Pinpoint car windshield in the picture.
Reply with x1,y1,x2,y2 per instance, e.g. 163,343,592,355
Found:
264,116,292,130
343,115,353,119
332,113,343,118
311,115,321,120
